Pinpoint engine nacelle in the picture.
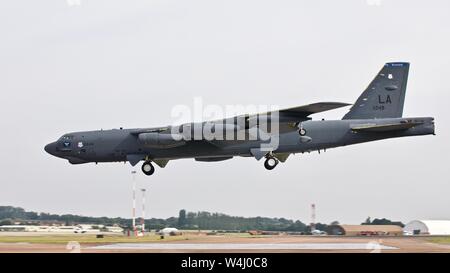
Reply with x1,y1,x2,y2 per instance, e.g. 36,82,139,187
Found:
138,132,185,148
299,136,312,143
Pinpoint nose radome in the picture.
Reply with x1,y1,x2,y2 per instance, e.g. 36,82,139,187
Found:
44,142,56,155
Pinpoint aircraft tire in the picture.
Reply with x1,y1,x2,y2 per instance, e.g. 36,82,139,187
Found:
299,128,307,136
141,161,155,176
264,157,278,170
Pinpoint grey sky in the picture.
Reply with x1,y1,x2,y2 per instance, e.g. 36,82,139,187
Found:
0,0,449,224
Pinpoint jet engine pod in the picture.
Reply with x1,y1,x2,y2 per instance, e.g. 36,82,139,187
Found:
299,136,312,143
138,132,186,148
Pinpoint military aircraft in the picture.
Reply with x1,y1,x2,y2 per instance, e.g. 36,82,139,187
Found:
45,62,435,176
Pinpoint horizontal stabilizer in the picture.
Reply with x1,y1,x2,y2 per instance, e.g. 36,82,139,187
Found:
351,121,422,132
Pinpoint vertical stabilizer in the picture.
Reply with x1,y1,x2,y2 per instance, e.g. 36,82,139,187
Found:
342,62,409,120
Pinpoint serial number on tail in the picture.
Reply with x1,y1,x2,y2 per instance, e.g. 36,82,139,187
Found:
373,105,386,111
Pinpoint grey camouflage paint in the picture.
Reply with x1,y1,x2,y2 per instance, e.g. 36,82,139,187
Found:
44,63,435,174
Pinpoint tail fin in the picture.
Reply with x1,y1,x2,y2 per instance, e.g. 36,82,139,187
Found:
342,62,409,120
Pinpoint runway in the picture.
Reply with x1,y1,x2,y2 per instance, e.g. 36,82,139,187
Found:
1,233,449,253
89,242,397,250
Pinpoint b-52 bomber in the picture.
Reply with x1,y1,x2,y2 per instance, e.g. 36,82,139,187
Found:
45,62,435,176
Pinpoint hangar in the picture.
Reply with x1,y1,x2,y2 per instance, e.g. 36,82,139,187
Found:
328,225,403,236
403,220,450,235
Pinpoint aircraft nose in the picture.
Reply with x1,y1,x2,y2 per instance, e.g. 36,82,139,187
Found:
44,142,57,155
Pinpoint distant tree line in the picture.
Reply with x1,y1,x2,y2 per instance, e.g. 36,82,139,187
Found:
0,206,309,231
362,217,405,227
0,206,132,227
176,209,309,231
0,206,404,231
0,206,312,231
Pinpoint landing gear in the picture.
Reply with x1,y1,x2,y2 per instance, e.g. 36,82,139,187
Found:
264,156,279,170
299,127,307,136
141,161,155,176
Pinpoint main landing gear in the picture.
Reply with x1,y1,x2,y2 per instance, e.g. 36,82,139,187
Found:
141,161,155,176
264,156,279,170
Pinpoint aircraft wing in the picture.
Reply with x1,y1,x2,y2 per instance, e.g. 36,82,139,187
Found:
129,102,350,142
237,102,349,133
252,102,350,134
276,102,351,117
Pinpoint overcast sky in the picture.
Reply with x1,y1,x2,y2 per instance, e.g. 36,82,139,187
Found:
0,0,449,224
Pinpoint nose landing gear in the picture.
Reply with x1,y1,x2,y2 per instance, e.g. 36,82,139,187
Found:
141,161,155,176
264,156,279,170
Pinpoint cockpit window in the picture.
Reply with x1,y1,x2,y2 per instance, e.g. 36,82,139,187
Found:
63,141,71,148
60,135,74,140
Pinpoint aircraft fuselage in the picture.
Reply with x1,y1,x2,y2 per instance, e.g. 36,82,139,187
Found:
44,117,434,166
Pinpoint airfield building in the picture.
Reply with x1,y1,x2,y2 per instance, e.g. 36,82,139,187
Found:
403,220,450,235
0,224,123,233
328,225,403,236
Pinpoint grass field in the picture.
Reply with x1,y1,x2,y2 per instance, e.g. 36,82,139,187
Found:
0,232,257,244
426,236,450,244
0,234,189,244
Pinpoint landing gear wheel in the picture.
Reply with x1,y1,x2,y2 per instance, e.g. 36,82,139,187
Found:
299,128,307,136
141,161,155,176
264,157,279,170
